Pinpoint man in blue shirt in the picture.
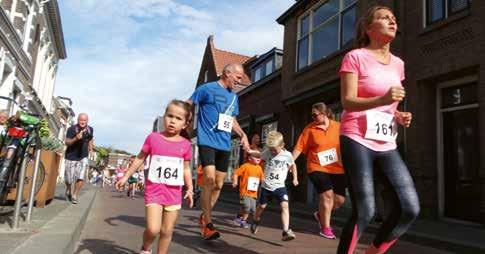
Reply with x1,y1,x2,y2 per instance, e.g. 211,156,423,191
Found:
188,63,249,240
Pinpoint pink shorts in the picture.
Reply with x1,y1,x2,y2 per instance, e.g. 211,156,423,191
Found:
144,181,182,207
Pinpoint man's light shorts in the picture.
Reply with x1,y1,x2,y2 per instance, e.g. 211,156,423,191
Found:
64,158,89,184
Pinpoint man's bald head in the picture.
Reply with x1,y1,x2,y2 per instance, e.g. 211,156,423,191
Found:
222,63,244,75
78,113,89,128
220,63,244,89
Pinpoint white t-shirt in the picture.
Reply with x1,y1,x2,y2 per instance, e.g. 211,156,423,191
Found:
261,148,294,191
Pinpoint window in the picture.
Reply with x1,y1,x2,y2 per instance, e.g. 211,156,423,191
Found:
265,59,273,76
261,121,278,144
253,66,262,82
297,0,357,70
204,70,208,82
426,0,470,26
252,56,275,83
227,138,241,182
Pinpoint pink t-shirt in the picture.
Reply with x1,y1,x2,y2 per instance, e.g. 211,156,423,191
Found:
115,168,126,180
142,132,192,206
339,48,405,151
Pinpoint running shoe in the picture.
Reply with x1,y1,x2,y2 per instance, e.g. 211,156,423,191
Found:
282,229,296,241
139,249,152,254
65,193,72,202
240,220,249,229
71,197,78,204
203,223,220,240
199,213,205,235
320,227,336,239
250,220,260,234
233,217,242,226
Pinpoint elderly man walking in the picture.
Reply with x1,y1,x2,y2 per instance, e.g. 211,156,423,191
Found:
64,113,94,204
188,63,250,240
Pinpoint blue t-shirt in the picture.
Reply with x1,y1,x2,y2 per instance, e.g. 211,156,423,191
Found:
190,81,239,151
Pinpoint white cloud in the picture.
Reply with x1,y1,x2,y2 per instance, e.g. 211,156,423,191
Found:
56,0,294,153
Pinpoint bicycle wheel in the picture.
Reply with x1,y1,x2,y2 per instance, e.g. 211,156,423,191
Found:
34,162,45,196
25,156,46,196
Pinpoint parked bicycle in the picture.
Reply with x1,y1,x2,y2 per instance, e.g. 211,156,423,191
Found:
0,96,46,215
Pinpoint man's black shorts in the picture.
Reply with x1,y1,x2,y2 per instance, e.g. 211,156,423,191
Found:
308,171,347,196
198,145,231,172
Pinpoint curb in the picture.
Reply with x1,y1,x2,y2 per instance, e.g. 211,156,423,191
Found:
11,188,98,254
218,196,485,254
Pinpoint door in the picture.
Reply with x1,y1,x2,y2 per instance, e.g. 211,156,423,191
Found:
440,82,480,222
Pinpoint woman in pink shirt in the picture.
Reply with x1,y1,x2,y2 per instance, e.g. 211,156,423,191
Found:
337,6,419,254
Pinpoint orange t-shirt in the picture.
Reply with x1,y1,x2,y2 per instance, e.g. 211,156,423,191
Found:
233,162,264,199
294,120,344,174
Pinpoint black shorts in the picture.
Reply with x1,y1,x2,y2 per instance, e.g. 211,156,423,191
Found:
308,171,347,196
257,187,289,205
198,145,231,173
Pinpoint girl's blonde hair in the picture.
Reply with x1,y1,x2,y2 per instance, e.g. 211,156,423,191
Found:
355,5,394,48
312,102,334,120
265,131,284,148
165,99,192,123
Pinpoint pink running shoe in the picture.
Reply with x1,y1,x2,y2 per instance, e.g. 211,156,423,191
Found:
320,227,336,239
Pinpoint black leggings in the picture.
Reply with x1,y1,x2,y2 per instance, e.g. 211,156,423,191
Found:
337,136,420,254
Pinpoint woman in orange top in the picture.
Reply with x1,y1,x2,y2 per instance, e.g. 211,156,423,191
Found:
292,102,346,239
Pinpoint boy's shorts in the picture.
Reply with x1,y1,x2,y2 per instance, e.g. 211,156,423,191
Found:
145,203,181,212
258,187,289,205
240,196,257,213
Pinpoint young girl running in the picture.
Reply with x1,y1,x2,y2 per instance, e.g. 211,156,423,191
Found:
116,99,194,254
337,6,419,254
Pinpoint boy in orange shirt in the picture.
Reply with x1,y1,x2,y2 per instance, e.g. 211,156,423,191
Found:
232,150,264,228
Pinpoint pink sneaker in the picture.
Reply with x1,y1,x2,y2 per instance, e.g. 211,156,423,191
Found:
320,227,336,239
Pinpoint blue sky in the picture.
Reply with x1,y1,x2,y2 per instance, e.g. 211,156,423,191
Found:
55,0,294,154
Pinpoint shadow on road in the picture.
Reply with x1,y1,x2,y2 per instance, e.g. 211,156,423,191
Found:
74,238,137,254
105,215,145,227
172,226,263,254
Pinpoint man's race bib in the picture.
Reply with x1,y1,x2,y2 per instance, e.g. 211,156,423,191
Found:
132,173,139,178
148,155,184,186
117,172,124,178
217,113,233,132
365,110,398,142
317,148,338,166
247,177,260,191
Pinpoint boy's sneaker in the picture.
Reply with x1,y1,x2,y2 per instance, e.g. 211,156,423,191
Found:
240,220,249,229
140,249,152,254
203,223,220,240
199,213,205,235
233,217,242,226
320,227,336,239
250,220,260,234
282,229,296,241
